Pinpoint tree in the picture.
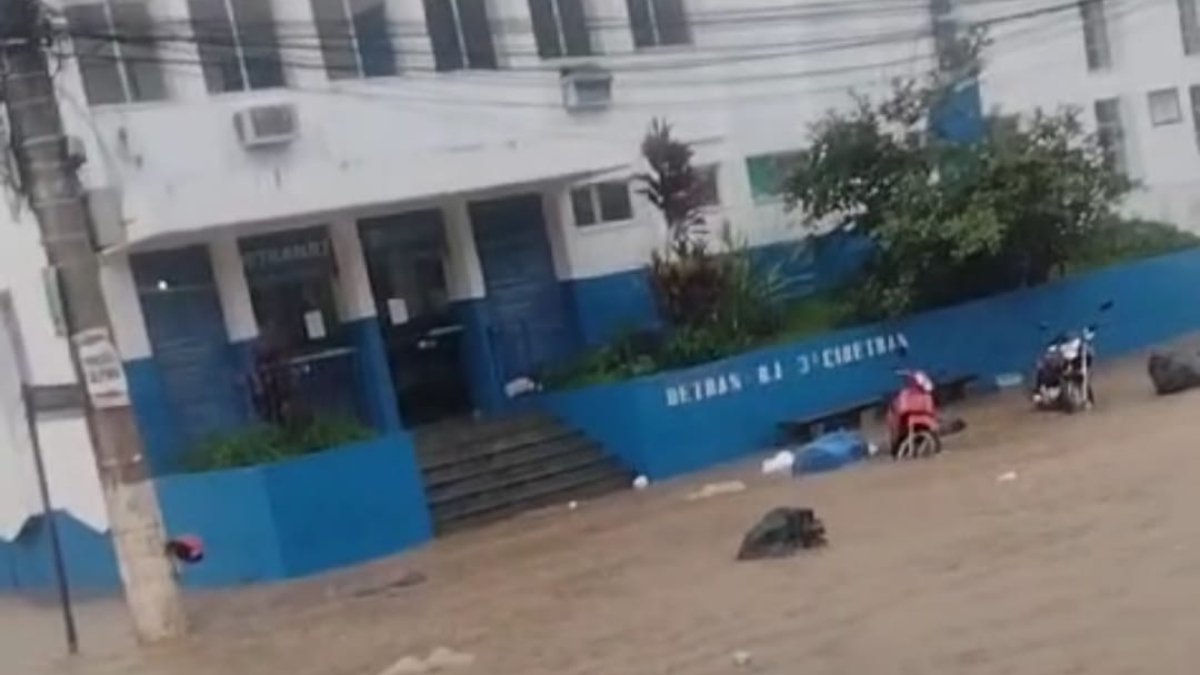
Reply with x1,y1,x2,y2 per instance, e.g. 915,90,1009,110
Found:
635,119,783,343
783,76,1132,318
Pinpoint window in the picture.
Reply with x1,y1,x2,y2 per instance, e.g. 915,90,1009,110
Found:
65,1,168,106
1094,98,1128,174
746,152,801,203
694,165,720,207
1080,0,1112,71
310,0,398,80
627,0,691,49
1188,85,1200,151
424,0,497,72
188,0,286,93
1179,0,1200,55
529,0,592,58
570,181,633,227
1148,88,1183,126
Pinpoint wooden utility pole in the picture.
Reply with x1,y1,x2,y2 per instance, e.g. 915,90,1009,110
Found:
0,0,187,642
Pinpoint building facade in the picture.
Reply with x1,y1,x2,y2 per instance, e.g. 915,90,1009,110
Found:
0,0,1194,533
975,0,1200,228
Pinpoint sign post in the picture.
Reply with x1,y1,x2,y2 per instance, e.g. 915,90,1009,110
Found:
0,293,78,654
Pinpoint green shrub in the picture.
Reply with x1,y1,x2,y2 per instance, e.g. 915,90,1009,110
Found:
180,414,373,474
1066,218,1200,274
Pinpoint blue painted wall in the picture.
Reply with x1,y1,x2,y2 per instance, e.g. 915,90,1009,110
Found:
1,434,433,592
0,512,119,591
125,357,187,476
543,248,1200,480
345,318,403,433
568,269,660,346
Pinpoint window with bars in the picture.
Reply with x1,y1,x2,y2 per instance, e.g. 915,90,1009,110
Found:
1179,0,1200,55
187,0,286,93
570,181,634,227
1094,97,1128,175
627,0,691,49
529,0,592,58
310,0,397,80
1079,0,1112,71
424,0,498,72
65,1,168,106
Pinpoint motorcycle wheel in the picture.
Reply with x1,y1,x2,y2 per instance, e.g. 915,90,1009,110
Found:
1063,381,1088,414
895,428,942,460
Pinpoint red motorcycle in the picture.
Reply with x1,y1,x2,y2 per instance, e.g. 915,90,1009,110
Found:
886,369,942,460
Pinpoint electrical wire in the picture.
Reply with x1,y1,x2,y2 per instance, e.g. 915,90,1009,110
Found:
55,0,1101,78
57,0,1146,108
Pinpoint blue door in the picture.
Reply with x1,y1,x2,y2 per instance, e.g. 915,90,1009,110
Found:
132,247,246,461
469,194,579,386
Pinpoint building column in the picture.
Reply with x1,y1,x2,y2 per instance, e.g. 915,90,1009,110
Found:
210,233,259,423
329,218,402,433
442,199,502,413
97,252,177,474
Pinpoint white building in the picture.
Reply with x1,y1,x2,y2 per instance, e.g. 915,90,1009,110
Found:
0,0,1191,521
977,0,1200,228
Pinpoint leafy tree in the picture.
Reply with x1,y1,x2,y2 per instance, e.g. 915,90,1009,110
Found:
783,75,1132,319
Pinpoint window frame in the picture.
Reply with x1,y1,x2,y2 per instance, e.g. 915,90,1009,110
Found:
188,0,287,94
1148,87,1183,127
530,0,593,59
693,164,721,208
425,0,498,72
1080,0,1113,71
745,151,802,204
570,180,635,228
310,0,398,80
1179,0,1200,55
627,0,692,50
66,0,169,106
1188,85,1200,153
1094,97,1129,175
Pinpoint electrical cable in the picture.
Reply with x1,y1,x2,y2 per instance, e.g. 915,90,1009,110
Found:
58,0,1146,110
55,0,1105,78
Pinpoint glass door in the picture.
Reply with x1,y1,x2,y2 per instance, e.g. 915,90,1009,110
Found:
360,210,473,426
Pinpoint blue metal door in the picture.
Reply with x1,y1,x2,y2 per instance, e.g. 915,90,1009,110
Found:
469,194,579,386
132,247,245,453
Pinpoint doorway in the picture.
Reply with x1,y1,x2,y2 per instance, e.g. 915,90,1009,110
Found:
469,194,579,388
131,247,245,455
239,227,364,423
359,210,473,427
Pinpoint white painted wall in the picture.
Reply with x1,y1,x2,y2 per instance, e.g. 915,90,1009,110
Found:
45,0,929,271
974,0,1200,230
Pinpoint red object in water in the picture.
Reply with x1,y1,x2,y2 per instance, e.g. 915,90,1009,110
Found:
165,534,205,564
886,370,941,459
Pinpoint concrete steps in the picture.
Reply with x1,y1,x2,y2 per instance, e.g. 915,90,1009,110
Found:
413,413,633,534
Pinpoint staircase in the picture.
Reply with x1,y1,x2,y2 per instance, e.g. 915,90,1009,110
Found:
413,412,634,534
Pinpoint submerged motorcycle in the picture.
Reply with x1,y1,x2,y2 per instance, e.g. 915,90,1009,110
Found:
887,369,942,459
1032,300,1113,413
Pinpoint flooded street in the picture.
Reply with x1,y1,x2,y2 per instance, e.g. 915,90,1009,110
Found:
8,358,1200,675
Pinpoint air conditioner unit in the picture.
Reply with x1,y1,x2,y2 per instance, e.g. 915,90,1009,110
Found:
233,103,298,148
561,64,613,113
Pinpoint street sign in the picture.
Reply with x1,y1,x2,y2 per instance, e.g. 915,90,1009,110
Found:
72,327,130,409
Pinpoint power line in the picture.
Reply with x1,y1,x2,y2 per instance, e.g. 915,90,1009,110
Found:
57,0,1108,87
57,0,1139,102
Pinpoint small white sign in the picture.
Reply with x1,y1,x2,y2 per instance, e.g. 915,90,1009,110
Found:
387,298,409,326
72,328,129,409
303,310,327,340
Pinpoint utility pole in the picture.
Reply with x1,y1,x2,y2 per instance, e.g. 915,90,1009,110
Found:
0,0,187,642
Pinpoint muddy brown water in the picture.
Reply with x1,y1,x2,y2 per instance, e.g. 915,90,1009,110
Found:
7,357,1200,675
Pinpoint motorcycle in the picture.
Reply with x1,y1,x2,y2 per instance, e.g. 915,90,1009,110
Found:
1032,300,1113,413
887,369,942,460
